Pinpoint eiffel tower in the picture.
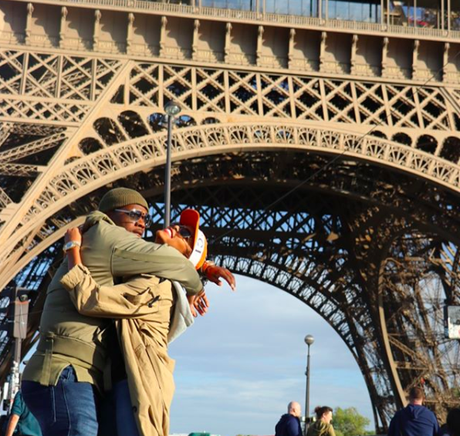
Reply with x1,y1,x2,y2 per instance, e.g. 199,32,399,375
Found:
1,0,460,432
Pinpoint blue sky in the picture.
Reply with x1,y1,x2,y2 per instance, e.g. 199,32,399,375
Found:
169,274,374,436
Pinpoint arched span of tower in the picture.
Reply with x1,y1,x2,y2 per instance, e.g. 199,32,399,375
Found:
2,2,460,431
1,130,460,432
2,120,460,281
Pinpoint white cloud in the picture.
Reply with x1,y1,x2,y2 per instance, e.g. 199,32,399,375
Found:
169,275,374,436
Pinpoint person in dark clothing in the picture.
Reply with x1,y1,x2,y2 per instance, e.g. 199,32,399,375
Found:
4,391,41,436
275,401,302,436
387,387,439,436
440,408,460,436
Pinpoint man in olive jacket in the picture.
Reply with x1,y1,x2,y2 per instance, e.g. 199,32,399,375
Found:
22,188,203,436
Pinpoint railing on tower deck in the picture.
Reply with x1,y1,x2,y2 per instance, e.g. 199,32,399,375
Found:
29,0,460,40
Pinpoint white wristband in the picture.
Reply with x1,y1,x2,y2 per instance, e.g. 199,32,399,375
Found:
63,241,81,253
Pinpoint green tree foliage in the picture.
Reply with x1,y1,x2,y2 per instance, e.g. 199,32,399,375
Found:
333,407,372,436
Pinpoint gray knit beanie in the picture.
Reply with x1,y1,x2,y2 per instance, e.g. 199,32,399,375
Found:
98,187,149,213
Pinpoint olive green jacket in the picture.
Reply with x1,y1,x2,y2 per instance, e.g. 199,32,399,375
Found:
23,211,201,390
306,421,336,436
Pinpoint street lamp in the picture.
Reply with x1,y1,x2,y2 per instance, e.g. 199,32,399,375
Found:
304,334,315,434
163,100,182,227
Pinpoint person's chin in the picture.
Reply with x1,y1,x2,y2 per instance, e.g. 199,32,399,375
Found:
132,229,144,238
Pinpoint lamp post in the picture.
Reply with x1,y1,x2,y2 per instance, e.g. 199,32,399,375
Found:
304,334,314,434
163,100,182,227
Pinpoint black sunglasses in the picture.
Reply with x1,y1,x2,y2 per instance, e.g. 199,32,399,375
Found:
115,209,152,227
172,224,193,239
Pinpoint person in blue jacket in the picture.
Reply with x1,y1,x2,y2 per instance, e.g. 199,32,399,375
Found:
275,401,302,436
4,391,41,436
387,387,439,436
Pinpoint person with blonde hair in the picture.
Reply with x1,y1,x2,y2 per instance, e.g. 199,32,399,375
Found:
306,406,336,436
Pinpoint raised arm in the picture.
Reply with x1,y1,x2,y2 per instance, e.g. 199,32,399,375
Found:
64,227,204,319
65,227,83,269
61,264,171,319
78,213,202,295
112,241,202,294
201,261,236,291
63,228,165,318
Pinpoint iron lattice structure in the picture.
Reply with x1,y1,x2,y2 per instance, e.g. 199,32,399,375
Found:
1,0,460,432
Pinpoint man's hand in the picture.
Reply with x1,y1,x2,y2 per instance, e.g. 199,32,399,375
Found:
187,290,209,317
203,262,236,291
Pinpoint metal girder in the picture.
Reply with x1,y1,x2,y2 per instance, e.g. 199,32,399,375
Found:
0,153,459,432
0,4,460,431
